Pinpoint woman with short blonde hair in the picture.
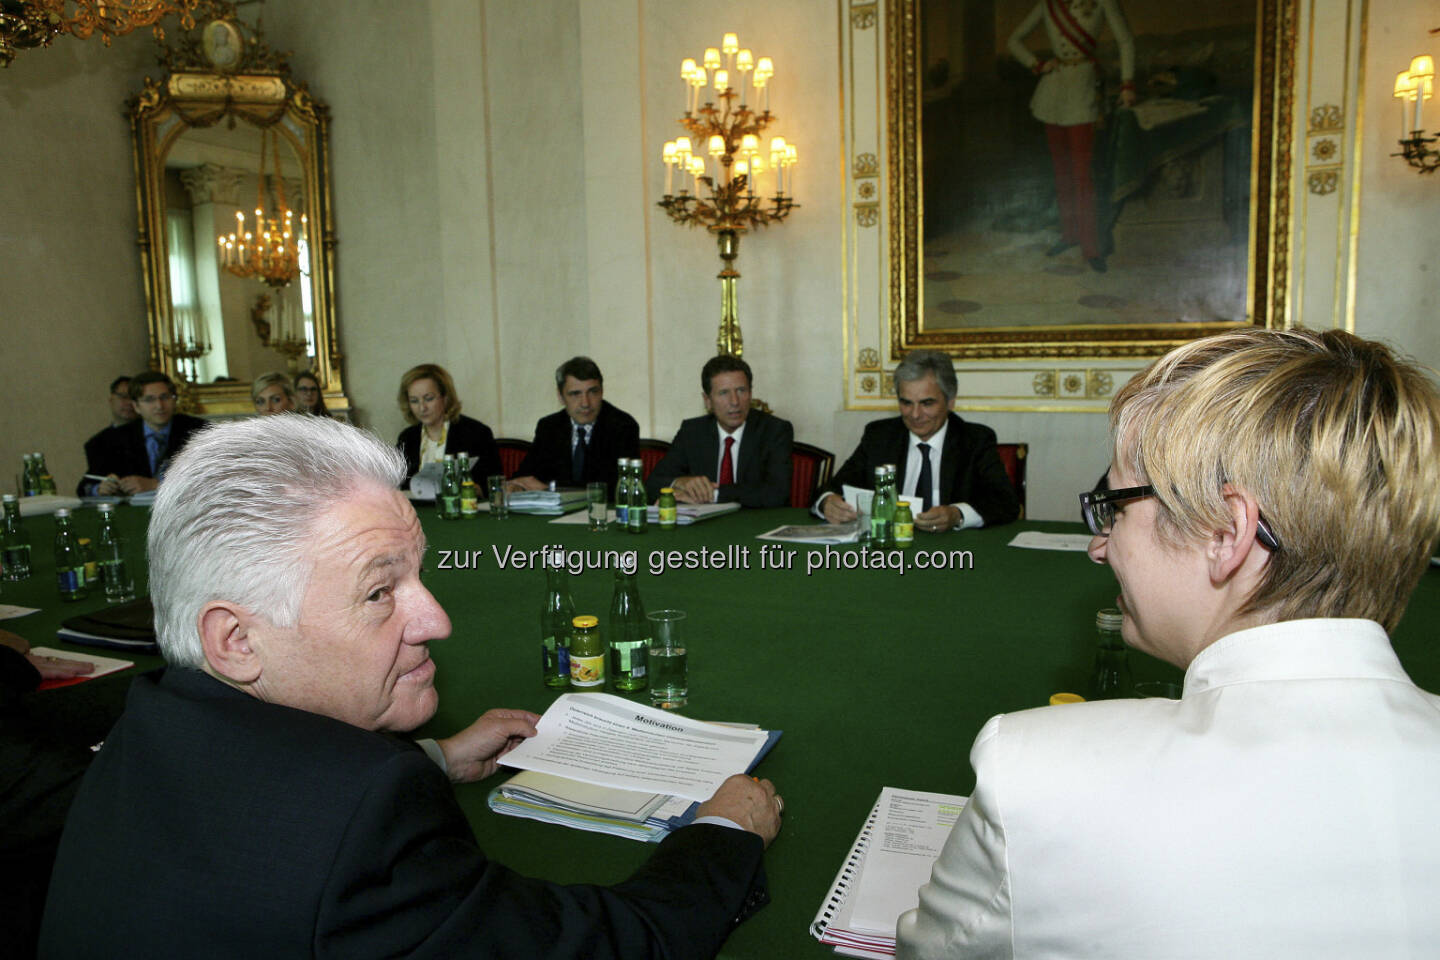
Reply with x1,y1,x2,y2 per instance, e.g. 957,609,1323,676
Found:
395,363,501,494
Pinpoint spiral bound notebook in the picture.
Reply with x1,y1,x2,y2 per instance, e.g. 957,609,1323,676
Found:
810,787,969,959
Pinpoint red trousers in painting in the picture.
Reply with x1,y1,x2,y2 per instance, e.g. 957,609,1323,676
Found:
1045,122,1099,259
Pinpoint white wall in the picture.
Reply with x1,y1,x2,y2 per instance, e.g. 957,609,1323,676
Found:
3,0,1437,520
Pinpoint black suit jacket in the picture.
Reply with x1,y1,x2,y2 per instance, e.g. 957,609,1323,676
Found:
822,412,1020,526
513,401,640,495
77,414,208,495
645,410,793,508
398,414,503,496
41,668,768,959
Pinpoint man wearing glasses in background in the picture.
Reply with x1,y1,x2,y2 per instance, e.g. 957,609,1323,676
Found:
83,371,208,496
898,328,1440,958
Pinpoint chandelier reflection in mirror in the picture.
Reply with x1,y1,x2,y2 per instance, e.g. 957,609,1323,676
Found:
659,33,799,357
218,125,308,285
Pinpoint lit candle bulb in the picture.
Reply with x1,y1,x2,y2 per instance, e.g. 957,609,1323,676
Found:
703,47,721,71
663,140,677,194
690,66,707,112
740,133,759,156
1395,70,1413,136
722,33,739,55
714,69,729,95
681,58,697,112
1411,55,1435,131
708,134,725,157
756,57,773,113
675,136,692,163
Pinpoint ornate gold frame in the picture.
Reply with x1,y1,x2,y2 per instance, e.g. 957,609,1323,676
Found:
128,62,346,415
886,0,1297,360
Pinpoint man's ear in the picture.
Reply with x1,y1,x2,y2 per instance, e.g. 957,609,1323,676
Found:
198,602,262,685
1207,484,1267,584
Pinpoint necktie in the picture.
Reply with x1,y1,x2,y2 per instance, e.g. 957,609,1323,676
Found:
572,426,588,485
148,432,169,478
915,442,933,512
718,436,735,486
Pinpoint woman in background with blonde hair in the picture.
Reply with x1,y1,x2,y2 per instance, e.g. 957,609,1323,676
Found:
396,362,501,493
251,372,295,415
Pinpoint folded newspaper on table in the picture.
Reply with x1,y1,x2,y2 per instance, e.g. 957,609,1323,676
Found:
757,519,865,545
489,693,780,842
507,488,589,515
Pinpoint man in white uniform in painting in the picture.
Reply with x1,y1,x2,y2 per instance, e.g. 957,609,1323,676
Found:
1008,0,1135,272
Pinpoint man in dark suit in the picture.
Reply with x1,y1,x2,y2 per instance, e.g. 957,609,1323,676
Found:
42,415,781,959
80,371,207,496
818,350,1019,531
509,356,640,496
645,355,794,508
75,375,138,496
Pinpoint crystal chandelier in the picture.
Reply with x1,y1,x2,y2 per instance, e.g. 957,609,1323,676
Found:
0,0,197,67
217,126,307,288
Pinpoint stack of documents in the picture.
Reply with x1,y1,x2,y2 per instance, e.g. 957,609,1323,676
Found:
488,693,780,842
811,787,967,957
507,489,589,515
644,501,741,525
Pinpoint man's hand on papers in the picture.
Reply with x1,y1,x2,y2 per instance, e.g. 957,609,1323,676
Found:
438,708,542,783
672,476,716,504
696,774,783,848
821,494,858,524
915,504,960,533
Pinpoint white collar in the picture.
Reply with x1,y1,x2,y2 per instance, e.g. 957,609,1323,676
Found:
1184,619,1409,696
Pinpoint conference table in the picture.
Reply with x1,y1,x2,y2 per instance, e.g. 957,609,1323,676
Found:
12,501,1440,957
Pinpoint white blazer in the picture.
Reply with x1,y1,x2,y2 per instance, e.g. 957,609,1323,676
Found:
897,619,1440,959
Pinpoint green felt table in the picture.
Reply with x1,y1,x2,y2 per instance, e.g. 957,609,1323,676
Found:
10,502,1440,957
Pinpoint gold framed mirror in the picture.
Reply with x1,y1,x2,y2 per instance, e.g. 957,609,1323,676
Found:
128,8,347,417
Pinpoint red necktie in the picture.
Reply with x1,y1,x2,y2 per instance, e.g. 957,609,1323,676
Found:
718,436,735,486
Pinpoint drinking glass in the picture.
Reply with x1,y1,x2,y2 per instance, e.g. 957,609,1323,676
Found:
586,482,608,531
99,538,136,603
488,475,509,519
647,609,688,709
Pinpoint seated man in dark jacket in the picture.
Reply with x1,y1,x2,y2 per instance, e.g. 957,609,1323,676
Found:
509,356,640,497
645,355,793,508
817,350,1019,531
42,415,782,959
80,371,207,496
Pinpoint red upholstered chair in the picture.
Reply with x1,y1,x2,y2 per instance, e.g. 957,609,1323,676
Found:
994,442,1028,520
638,438,671,483
790,442,836,509
494,438,532,479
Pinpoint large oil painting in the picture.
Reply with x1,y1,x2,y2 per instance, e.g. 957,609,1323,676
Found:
888,0,1293,359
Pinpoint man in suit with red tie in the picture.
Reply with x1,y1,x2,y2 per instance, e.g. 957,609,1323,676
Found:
645,355,793,509
817,350,1019,532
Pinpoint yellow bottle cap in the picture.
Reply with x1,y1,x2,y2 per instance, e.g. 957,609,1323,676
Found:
660,487,674,494
571,615,599,629
1049,692,1086,705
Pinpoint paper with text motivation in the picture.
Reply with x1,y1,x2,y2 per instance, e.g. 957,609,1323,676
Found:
499,693,770,802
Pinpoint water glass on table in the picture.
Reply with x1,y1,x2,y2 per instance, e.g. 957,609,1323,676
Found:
489,475,509,519
647,609,688,709
99,538,136,603
586,482,608,531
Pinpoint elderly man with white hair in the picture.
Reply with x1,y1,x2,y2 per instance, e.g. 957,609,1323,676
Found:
41,415,781,959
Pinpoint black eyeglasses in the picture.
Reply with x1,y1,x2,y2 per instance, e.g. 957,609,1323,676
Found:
1078,483,1282,551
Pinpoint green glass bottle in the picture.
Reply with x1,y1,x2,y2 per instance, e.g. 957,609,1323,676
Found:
870,465,895,548
615,459,631,526
438,454,460,520
569,615,605,690
608,570,648,692
1089,607,1132,699
53,508,86,601
1,494,32,581
21,454,38,497
34,452,57,495
540,562,575,689
627,459,648,533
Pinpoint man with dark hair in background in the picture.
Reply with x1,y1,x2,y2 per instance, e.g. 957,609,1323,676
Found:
509,356,639,496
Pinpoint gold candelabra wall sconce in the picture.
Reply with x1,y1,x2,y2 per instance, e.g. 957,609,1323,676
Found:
1393,38,1438,174
658,32,799,357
